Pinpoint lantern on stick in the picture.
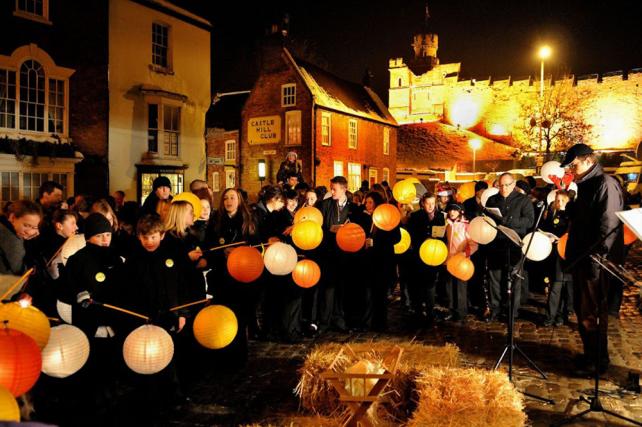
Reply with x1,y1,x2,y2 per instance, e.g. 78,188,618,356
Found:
123,324,174,375
0,301,51,349
541,161,565,184
557,233,568,259
480,188,499,207
56,300,72,324
336,223,366,252
291,220,323,251
41,325,90,378
0,327,41,396
394,228,411,254
522,232,553,261
193,305,238,350
172,192,203,219
419,239,448,266
226,246,264,283
0,385,19,422
293,206,323,226
392,180,416,204
447,253,475,281
292,259,321,288
468,216,497,244
372,204,401,231
263,242,298,275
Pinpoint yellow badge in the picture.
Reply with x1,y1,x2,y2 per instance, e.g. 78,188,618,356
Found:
95,272,106,283
544,277,550,284
219,238,226,245
165,258,174,268
553,218,559,225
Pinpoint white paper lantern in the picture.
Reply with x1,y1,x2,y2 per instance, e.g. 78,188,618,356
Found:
123,325,174,375
546,189,558,206
263,242,298,275
61,234,86,266
469,216,498,244
541,161,565,184
56,300,72,324
522,232,553,261
567,181,578,194
480,187,499,207
42,325,90,378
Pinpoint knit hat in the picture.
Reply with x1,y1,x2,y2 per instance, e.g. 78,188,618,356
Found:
152,176,172,191
445,203,463,212
84,213,112,239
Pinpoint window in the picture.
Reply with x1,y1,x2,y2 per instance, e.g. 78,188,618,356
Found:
152,23,170,69
22,172,47,201
383,127,390,155
19,60,45,132
333,161,343,178
398,78,402,87
321,112,331,146
285,110,301,145
281,84,296,107
348,119,358,149
225,168,236,189
48,79,64,134
0,69,16,129
224,140,236,162
140,172,183,204
369,168,378,187
212,172,220,192
383,168,390,184
0,171,67,202
347,162,361,192
14,0,49,23
51,173,67,198
1,172,19,202
148,104,180,157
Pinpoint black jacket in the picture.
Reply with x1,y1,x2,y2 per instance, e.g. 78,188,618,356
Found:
407,208,446,250
463,196,483,220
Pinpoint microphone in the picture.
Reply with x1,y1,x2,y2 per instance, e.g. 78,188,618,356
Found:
536,201,545,208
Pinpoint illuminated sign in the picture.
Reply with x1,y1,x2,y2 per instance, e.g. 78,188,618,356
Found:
248,115,281,145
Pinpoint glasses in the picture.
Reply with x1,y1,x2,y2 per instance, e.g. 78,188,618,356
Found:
499,181,515,188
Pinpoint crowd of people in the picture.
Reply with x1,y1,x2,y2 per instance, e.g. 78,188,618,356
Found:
0,144,638,422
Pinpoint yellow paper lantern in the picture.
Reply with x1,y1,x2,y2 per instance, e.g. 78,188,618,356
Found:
468,216,497,245
172,192,202,219
292,259,321,288
291,220,323,251
392,179,416,204
394,228,411,254
557,233,568,259
344,360,384,397
264,242,299,275
447,253,475,281
419,239,448,266
522,232,553,262
293,206,323,226
0,328,41,396
42,325,90,379
0,301,51,349
456,182,476,202
123,325,174,375
372,204,401,231
0,385,19,422
193,305,238,350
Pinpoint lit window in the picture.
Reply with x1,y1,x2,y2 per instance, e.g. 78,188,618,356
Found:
369,168,378,186
383,168,390,184
19,60,45,132
212,172,220,192
152,23,170,69
225,168,236,189
14,0,49,23
348,119,358,149
285,110,301,145
321,112,331,146
1,172,20,202
51,173,67,198
22,172,48,201
148,104,159,153
0,69,16,129
147,103,180,157
224,140,236,162
383,127,390,155
348,162,361,192
48,79,65,134
333,160,343,178
281,84,296,107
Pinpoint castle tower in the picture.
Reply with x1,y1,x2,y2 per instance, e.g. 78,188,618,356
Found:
409,33,439,74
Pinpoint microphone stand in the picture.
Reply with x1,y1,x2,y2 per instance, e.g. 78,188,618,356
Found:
490,202,554,405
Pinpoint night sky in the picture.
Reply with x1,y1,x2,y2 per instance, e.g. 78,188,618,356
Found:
181,0,642,101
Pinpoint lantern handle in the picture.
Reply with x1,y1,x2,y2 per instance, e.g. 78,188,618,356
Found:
101,303,150,322
1,268,34,301
206,241,247,252
169,298,211,312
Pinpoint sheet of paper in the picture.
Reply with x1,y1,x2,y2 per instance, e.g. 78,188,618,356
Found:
485,207,503,218
498,225,522,247
432,225,446,238
538,230,560,242
616,208,642,241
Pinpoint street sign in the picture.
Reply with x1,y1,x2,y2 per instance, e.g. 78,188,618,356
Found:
263,150,277,155
207,157,223,165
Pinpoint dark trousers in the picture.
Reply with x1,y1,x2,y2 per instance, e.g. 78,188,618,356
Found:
468,249,488,312
447,274,468,318
573,265,609,366
546,256,574,322
409,263,439,316
317,257,348,331
488,266,521,319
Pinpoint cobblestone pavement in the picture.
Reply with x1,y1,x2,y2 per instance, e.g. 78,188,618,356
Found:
165,246,642,427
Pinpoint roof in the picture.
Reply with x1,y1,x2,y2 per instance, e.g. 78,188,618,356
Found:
286,50,397,126
206,91,250,130
397,123,517,171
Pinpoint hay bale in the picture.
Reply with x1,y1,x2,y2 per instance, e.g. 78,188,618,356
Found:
407,367,526,427
295,341,460,423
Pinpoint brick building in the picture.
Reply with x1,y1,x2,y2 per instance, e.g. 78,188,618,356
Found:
239,40,398,200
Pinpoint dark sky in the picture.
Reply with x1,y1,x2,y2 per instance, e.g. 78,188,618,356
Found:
181,0,642,101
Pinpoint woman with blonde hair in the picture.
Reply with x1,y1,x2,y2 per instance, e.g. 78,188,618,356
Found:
91,199,118,230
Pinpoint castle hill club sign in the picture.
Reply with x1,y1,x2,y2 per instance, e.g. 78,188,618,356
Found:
248,115,281,144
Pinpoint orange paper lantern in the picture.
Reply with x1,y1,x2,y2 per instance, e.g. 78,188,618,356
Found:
336,223,366,252
226,246,264,283
0,302,51,349
0,328,42,397
193,305,238,350
294,206,324,226
372,204,401,231
557,233,568,259
456,182,476,203
447,253,475,281
624,225,637,245
419,239,448,266
292,259,321,288
291,220,323,250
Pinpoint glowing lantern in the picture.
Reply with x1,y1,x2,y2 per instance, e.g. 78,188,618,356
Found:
336,223,366,252
193,305,238,350
264,242,298,275
227,246,264,283
406,177,421,184
291,220,323,250
394,228,411,254
0,385,19,422
61,234,86,265
292,260,321,288
541,161,565,184
546,189,558,206
456,182,476,203
419,239,448,266
294,206,323,226
172,192,202,219
372,204,401,231
480,188,499,207
522,232,553,262
42,325,90,378
123,325,174,375
392,180,416,204
0,302,50,349
56,300,72,324
468,216,497,244
624,225,637,245
447,253,475,281
344,360,384,397
557,233,568,259
0,328,41,396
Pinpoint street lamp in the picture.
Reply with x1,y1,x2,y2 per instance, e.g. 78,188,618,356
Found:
258,159,266,185
538,45,551,98
469,138,482,174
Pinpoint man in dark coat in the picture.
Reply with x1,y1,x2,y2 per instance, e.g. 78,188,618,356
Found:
562,144,624,375
484,173,534,321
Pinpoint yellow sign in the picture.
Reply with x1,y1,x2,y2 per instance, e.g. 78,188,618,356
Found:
248,115,281,144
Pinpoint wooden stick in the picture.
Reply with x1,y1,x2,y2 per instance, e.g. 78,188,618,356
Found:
46,245,65,267
102,303,150,321
206,241,247,252
1,268,34,300
169,298,210,312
